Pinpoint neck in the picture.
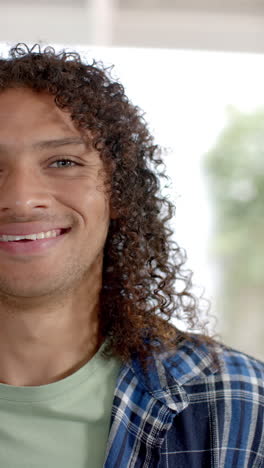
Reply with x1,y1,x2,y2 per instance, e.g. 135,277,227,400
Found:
0,280,103,387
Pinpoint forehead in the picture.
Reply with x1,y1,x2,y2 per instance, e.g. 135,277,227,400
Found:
0,88,79,145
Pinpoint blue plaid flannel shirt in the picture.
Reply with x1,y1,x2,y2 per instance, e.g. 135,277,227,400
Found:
103,336,264,467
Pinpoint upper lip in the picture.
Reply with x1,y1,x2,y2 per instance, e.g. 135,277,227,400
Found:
0,223,71,236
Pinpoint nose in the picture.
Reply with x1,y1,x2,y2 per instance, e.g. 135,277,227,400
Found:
0,165,51,217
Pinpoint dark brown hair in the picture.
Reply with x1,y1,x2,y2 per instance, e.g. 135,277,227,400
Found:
0,43,223,370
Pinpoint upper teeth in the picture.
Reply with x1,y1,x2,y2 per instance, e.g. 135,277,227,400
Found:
0,230,60,242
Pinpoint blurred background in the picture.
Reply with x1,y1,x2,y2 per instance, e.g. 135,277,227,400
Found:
0,0,264,360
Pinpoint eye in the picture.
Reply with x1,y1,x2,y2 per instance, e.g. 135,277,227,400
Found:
49,158,80,169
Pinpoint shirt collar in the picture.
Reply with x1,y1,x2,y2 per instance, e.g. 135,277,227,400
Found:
127,335,222,412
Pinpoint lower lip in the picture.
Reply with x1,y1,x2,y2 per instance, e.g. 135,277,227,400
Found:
0,230,70,255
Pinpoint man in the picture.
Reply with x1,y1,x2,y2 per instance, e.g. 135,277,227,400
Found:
0,42,262,468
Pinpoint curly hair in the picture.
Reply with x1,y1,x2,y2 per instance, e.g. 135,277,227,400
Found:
0,43,223,371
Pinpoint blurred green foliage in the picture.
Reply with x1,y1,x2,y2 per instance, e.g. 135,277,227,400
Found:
203,106,264,289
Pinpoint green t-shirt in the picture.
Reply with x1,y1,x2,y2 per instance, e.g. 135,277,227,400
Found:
0,340,122,467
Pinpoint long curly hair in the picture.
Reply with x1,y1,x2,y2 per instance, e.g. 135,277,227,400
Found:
0,43,223,370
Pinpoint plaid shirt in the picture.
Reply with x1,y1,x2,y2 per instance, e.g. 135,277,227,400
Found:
103,336,264,467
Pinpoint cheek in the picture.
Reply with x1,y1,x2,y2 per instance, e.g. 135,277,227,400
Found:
66,185,110,228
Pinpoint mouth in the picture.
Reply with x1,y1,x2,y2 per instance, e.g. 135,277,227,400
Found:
9,228,71,242
0,227,71,255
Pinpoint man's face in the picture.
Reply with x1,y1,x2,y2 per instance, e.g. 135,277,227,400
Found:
0,87,111,299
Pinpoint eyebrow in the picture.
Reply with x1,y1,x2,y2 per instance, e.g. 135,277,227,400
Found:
32,137,86,149
0,137,86,152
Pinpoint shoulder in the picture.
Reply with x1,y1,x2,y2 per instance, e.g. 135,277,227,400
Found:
216,341,264,381
156,338,264,466
162,334,264,396
129,333,264,407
